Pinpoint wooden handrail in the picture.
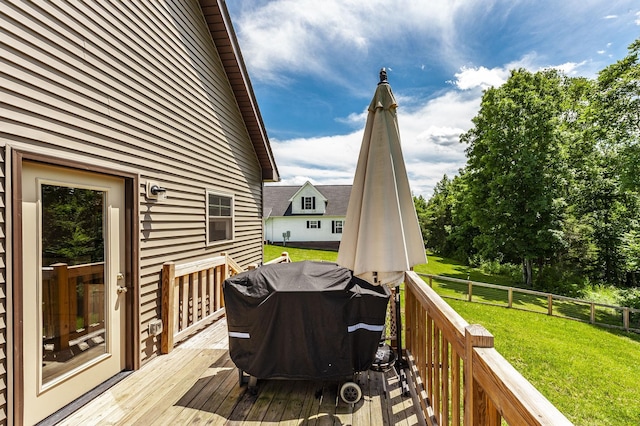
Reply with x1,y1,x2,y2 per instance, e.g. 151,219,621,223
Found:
263,251,291,265
404,271,572,425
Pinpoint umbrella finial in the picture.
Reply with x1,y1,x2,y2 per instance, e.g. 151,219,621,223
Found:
379,68,388,85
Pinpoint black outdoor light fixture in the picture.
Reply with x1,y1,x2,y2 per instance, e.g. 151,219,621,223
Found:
150,184,166,196
146,181,168,201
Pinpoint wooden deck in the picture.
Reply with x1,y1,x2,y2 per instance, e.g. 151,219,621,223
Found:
59,318,425,425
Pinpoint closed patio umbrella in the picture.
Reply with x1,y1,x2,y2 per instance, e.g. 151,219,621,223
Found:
337,69,427,393
337,69,426,285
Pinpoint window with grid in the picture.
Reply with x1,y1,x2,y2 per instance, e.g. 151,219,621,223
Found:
302,196,316,210
207,191,234,244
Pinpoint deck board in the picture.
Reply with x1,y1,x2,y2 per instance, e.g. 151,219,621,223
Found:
60,318,425,425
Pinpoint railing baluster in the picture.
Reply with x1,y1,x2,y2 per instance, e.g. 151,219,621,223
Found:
207,267,214,315
452,352,461,426
161,262,175,354
192,271,200,323
434,326,441,423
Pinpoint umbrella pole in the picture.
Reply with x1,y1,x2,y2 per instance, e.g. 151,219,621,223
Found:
394,285,409,396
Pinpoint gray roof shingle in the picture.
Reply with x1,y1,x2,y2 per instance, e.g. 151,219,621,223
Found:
263,184,352,217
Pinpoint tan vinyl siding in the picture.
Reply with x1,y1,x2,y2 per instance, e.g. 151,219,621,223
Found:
1,0,265,384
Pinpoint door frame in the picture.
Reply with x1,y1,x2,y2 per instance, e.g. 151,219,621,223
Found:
11,150,140,424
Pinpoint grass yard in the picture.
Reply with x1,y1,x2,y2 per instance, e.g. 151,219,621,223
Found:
449,299,640,425
263,245,640,425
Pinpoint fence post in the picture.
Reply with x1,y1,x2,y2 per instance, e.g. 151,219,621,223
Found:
161,262,175,354
468,280,473,302
547,294,553,316
590,303,595,324
429,275,433,287
623,307,629,331
464,324,496,426
508,288,513,308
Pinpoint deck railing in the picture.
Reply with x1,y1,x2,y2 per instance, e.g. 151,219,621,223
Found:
161,253,242,353
263,251,291,265
423,274,640,332
42,262,105,351
404,271,572,425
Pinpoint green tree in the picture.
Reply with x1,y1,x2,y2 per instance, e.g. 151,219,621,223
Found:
584,38,640,285
41,185,105,266
423,175,453,254
593,39,640,191
422,172,478,261
461,69,571,286
413,194,429,245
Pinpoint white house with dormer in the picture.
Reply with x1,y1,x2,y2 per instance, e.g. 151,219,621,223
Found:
263,182,352,250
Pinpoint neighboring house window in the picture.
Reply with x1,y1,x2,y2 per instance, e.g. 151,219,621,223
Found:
332,220,343,234
207,191,233,244
306,220,321,229
302,196,316,210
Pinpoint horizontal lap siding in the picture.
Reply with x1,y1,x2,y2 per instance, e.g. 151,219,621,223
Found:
0,0,264,376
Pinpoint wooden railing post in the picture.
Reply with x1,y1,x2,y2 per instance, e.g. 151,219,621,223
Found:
547,294,553,316
52,263,71,351
468,280,473,302
161,262,175,354
464,324,497,426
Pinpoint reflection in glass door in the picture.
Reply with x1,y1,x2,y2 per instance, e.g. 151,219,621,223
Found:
40,185,107,384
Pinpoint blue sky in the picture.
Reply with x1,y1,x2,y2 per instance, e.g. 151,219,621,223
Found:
226,1,640,198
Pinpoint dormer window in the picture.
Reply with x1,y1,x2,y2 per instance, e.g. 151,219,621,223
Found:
302,196,316,210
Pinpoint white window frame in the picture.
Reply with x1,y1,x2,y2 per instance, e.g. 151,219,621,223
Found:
206,190,234,245
333,220,344,234
307,220,320,229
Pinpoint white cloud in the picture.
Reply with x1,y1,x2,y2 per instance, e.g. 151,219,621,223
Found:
603,15,618,20
636,11,640,25
450,66,509,90
448,53,545,91
269,83,480,197
550,61,587,75
335,110,368,128
233,0,488,83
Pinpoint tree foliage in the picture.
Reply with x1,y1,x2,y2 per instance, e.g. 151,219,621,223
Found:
421,37,640,291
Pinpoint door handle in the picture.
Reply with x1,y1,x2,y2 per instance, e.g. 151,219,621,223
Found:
117,273,127,294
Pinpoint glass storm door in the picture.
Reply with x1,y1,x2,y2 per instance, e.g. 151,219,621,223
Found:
21,162,126,424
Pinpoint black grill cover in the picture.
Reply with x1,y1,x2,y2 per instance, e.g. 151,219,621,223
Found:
223,261,390,380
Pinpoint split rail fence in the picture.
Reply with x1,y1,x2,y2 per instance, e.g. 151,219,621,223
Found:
421,274,640,333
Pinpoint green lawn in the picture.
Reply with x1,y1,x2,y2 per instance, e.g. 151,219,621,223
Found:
449,299,640,425
265,244,338,262
263,245,640,425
